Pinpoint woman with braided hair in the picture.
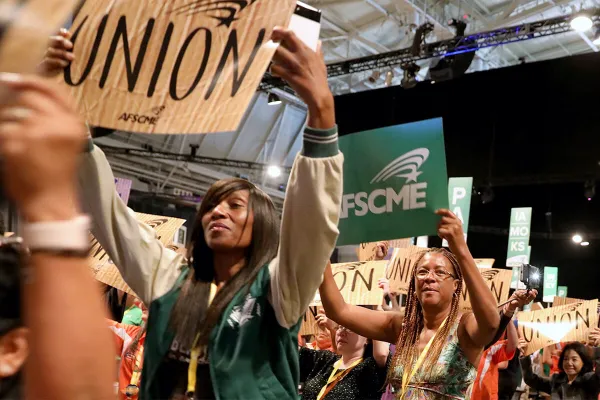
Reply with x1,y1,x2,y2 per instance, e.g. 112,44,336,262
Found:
318,209,500,399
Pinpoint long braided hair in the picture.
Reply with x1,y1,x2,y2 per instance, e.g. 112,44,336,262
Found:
386,248,464,387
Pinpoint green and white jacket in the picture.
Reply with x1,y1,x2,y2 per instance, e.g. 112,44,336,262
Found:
79,126,343,399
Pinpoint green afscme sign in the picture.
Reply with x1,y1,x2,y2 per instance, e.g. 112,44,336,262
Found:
337,118,448,245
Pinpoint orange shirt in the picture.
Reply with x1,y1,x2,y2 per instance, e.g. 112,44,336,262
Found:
107,319,145,400
471,340,515,400
550,342,567,375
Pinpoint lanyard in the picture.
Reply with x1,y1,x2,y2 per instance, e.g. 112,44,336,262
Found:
316,357,363,400
186,283,218,397
123,340,144,398
400,317,448,400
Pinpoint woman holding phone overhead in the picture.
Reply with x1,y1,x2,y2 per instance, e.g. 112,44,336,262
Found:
41,27,343,399
318,209,500,400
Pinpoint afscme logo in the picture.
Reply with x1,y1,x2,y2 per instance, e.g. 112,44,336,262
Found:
341,148,431,219
370,148,430,184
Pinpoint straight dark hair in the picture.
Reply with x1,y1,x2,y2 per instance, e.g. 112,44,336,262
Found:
558,342,593,376
170,178,279,349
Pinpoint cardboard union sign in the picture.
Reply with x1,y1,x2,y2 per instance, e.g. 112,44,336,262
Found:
356,242,379,262
64,0,295,134
90,212,186,296
357,239,413,261
386,246,511,311
299,306,319,336
517,299,598,356
553,296,583,307
0,0,77,74
312,261,387,306
460,268,512,312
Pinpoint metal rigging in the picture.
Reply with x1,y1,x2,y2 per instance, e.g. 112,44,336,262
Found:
260,8,600,91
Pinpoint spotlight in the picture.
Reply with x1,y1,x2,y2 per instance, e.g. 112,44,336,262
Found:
593,26,600,45
384,70,394,87
267,165,281,178
570,13,593,32
267,92,281,105
581,241,590,246
584,180,595,201
572,234,583,244
400,62,420,89
368,70,381,83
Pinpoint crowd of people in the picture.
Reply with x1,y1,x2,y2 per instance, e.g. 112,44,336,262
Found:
0,18,598,400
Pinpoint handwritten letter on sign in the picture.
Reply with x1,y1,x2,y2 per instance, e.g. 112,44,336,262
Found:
64,0,295,134
517,300,599,355
312,261,387,306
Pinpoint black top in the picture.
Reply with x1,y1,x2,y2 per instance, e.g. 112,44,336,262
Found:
299,347,387,400
498,348,522,397
155,339,215,400
521,355,600,400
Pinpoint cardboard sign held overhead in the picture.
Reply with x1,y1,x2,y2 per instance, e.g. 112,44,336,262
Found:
90,212,187,296
356,242,380,262
517,299,598,356
460,268,512,312
553,296,584,307
63,0,296,134
312,261,387,306
299,306,320,336
0,0,77,74
386,246,427,294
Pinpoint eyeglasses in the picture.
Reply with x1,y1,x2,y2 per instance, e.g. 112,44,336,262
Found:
415,268,455,281
337,326,353,333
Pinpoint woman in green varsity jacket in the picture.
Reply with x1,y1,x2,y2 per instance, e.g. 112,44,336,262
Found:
74,28,343,399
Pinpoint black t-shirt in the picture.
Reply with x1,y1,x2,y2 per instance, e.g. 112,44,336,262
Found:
299,347,387,400
498,348,522,398
155,338,215,400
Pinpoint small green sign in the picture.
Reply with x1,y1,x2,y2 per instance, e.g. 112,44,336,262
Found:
557,286,568,298
543,266,559,302
442,177,473,247
337,118,449,245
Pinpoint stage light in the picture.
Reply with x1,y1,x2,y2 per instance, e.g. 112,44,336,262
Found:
384,70,394,87
593,26,600,45
267,92,281,105
571,14,592,32
368,70,381,83
400,62,420,89
572,234,583,244
267,165,281,178
581,241,590,246
584,180,595,200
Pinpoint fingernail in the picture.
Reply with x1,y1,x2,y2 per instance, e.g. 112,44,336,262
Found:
60,28,68,34
0,73,21,83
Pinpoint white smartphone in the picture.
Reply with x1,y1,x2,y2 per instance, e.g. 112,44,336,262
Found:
288,1,322,51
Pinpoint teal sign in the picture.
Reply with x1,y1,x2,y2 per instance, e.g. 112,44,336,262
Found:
337,118,448,245
506,207,532,267
443,177,473,247
543,266,558,302
557,286,568,298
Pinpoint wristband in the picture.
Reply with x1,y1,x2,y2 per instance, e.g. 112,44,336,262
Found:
21,215,91,254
